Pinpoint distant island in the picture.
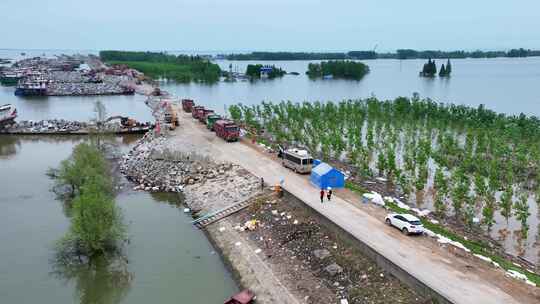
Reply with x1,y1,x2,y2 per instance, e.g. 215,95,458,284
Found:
221,48,540,61
306,60,369,80
245,64,286,80
420,59,452,77
100,50,221,83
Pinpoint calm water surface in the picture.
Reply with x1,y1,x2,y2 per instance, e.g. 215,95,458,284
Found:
0,136,237,303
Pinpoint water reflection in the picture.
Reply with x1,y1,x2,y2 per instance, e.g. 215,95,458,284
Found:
51,253,132,304
0,135,20,158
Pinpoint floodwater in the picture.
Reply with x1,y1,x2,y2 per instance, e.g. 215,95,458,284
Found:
1,49,539,275
0,135,237,303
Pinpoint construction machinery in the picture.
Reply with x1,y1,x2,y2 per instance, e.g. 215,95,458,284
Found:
164,103,179,130
105,115,138,128
206,114,222,130
214,119,240,142
199,109,215,123
182,99,195,112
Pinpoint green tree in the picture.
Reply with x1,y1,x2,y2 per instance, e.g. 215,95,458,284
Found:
229,104,243,122
499,186,513,222
482,192,496,231
69,176,125,255
446,59,452,75
514,193,531,238
439,64,446,77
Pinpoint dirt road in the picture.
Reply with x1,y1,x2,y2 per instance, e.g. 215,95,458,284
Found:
169,111,537,304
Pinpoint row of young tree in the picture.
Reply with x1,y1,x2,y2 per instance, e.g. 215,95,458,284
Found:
229,96,539,239
306,60,370,80
420,59,452,77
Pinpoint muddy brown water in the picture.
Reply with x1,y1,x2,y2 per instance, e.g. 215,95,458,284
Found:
0,135,237,303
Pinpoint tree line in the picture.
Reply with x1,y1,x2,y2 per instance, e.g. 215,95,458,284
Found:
100,50,221,83
221,48,540,60
306,60,369,80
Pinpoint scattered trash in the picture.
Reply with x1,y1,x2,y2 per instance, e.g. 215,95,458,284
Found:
218,227,226,232
505,270,536,286
340,299,349,304
293,220,299,225
254,248,262,254
243,219,259,231
234,242,242,247
183,208,190,213
362,192,385,206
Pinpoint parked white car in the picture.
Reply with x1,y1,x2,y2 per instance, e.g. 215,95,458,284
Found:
385,213,424,235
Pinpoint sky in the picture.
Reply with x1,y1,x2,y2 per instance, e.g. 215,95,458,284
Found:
1,0,539,52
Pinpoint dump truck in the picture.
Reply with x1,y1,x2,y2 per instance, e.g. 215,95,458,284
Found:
214,119,240,142
199,109,215,123
192,106,204,119
206,114,222,130
182,99,195,112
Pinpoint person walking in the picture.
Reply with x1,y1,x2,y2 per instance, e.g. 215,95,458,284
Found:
320,189,325,203
327,187,333,201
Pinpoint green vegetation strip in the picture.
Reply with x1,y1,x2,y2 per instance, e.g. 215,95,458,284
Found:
306,60,369,80
101,50,221,83
345,181,539,286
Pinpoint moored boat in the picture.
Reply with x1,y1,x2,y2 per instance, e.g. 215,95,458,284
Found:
0,104,17,127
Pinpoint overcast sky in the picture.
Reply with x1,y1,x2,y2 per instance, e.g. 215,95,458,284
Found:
1,0,539,52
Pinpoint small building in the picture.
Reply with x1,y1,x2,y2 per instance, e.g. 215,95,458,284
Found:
310,162,345,190
260,66,273,79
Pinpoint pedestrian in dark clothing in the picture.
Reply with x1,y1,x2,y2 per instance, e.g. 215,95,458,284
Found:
320,189,325,203
327,187,333,201
260,177,265,190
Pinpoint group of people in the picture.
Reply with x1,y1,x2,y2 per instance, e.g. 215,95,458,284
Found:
319,187,332,203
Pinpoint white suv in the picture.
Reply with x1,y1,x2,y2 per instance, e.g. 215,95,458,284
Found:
385,213,424,235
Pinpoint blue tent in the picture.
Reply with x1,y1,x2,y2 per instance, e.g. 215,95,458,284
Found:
310,162,345,189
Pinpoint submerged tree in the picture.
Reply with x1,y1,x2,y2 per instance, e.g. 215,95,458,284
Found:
514,193,531,238
500,186,514,223
54,142,126,258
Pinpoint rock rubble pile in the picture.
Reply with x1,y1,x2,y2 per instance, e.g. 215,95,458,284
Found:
121,132,260,213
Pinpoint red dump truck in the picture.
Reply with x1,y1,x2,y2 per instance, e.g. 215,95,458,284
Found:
214,119,240,142
182,99,194,112
199,109,215,123
192,106,204,119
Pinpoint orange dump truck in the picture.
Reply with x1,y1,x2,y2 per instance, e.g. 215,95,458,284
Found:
192,106,204,119
214,119,240,142
182,99,194,112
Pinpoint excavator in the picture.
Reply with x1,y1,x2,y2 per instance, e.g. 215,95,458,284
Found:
104,116,138,128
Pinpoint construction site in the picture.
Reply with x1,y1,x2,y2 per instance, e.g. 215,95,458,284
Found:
119,96,540,304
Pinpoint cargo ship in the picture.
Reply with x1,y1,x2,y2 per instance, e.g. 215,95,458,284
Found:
15,81,47,96
0,104,17,127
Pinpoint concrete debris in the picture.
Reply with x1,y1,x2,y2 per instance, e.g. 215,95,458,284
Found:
313,249,331,260
324,263,343,276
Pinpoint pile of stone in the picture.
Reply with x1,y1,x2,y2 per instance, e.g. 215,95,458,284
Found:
47,81,128,96
7,119,88,132
121,132,261,213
